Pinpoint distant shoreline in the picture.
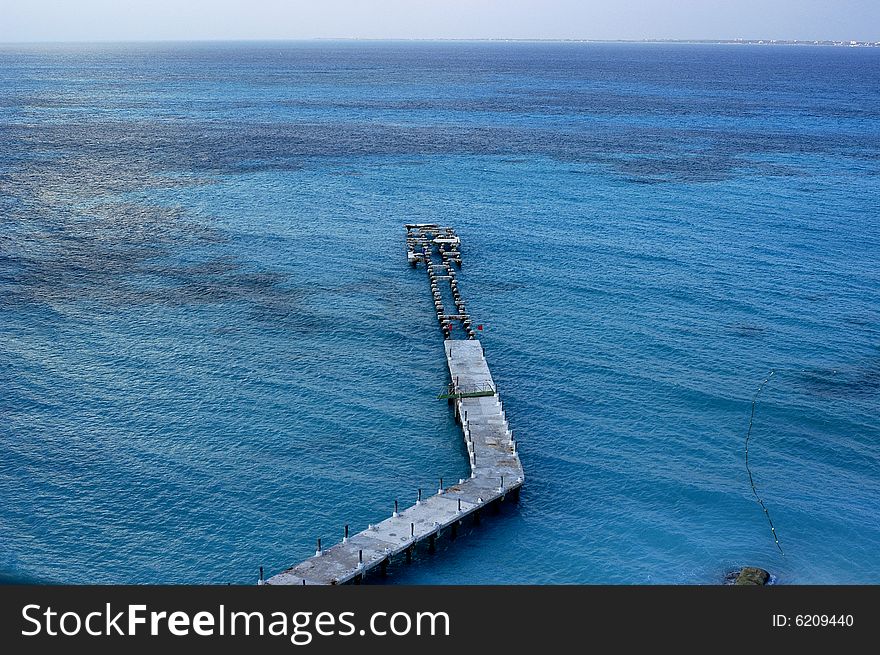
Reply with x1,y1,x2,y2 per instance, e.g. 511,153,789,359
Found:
313,38,880,48
324,38,880,48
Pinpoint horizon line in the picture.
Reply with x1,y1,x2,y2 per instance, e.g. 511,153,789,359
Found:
2,36,879,47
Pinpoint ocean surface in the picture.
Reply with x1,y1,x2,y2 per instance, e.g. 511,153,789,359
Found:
1,41,878,584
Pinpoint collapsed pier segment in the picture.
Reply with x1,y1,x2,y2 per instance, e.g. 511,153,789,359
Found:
405,223,474,340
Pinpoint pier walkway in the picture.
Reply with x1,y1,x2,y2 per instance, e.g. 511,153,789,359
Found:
264,226,523,585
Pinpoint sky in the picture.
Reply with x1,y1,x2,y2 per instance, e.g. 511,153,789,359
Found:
2,0,878,43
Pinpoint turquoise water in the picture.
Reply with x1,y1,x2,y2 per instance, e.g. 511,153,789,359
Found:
1,42,878,584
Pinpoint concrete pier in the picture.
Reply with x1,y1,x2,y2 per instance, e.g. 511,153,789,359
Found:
265,226,523,585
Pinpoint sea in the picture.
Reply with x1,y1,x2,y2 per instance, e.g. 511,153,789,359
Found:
1,41,878,584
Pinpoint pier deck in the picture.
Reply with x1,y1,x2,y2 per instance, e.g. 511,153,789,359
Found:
264,227,523,586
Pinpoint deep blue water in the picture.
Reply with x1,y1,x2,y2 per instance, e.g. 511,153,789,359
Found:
1,41,878,584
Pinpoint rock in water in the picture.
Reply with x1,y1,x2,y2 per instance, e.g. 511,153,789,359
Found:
734,567,770,585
